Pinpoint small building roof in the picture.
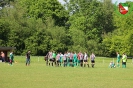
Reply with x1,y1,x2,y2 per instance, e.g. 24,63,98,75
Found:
0,47,16,51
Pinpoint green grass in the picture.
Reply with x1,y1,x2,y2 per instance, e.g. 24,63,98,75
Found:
0,56,133,88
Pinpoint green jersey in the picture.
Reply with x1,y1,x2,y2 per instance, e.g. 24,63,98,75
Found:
117,54,120,60
52,53,56,58
73,54,77,60
10,53,14,60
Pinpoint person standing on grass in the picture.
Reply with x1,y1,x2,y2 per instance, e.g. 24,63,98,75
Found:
56,53,60,67
67,51,70,66
1,51,5,62
122,53,127,68
66,52,69,66
48,51,53,66
63,52,67,67
45,52,49,66
73,52,77,67
52,51,56,66
90,53,95,68
9,51,14,66
77,52,81,66
26,51,31,66
69,52,73,67
79,52,83,67
116,52,121,67
83,52,89,67
60,52,63,67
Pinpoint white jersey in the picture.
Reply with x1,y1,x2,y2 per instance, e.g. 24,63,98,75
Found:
56,54,60,60
63,54,67,60
79,53,83,60
49,52,53,59
90,54,95,60
84,53,88,60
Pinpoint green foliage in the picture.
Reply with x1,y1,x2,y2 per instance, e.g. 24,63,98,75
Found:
102,3,133,56
0,0,133,57
69,28,86,52
19,0,68,26
0,19,10,46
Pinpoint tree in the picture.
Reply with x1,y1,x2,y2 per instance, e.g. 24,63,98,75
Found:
69,28,86,52
19,0,69,26
102,1,133,56
0,19,10,46
64,0,114,55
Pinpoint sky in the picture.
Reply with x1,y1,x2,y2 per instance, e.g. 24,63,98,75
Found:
112,0,133,3
58,0,133,4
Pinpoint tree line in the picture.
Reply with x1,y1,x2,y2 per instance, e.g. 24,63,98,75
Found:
0,0,133,57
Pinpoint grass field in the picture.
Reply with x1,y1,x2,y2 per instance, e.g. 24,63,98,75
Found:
0,56,133,88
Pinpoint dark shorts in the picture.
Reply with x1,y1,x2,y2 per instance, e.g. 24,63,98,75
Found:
84,60,88,62
2,57,5,62
80,60,83,63
70,59,73,62
122,62,126,65
91,60,95,63
57,60,60,63
49,58,53,61
64,60,67,62
52,58,55,62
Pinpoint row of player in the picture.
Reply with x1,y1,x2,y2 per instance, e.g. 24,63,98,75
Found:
45,51,96,68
